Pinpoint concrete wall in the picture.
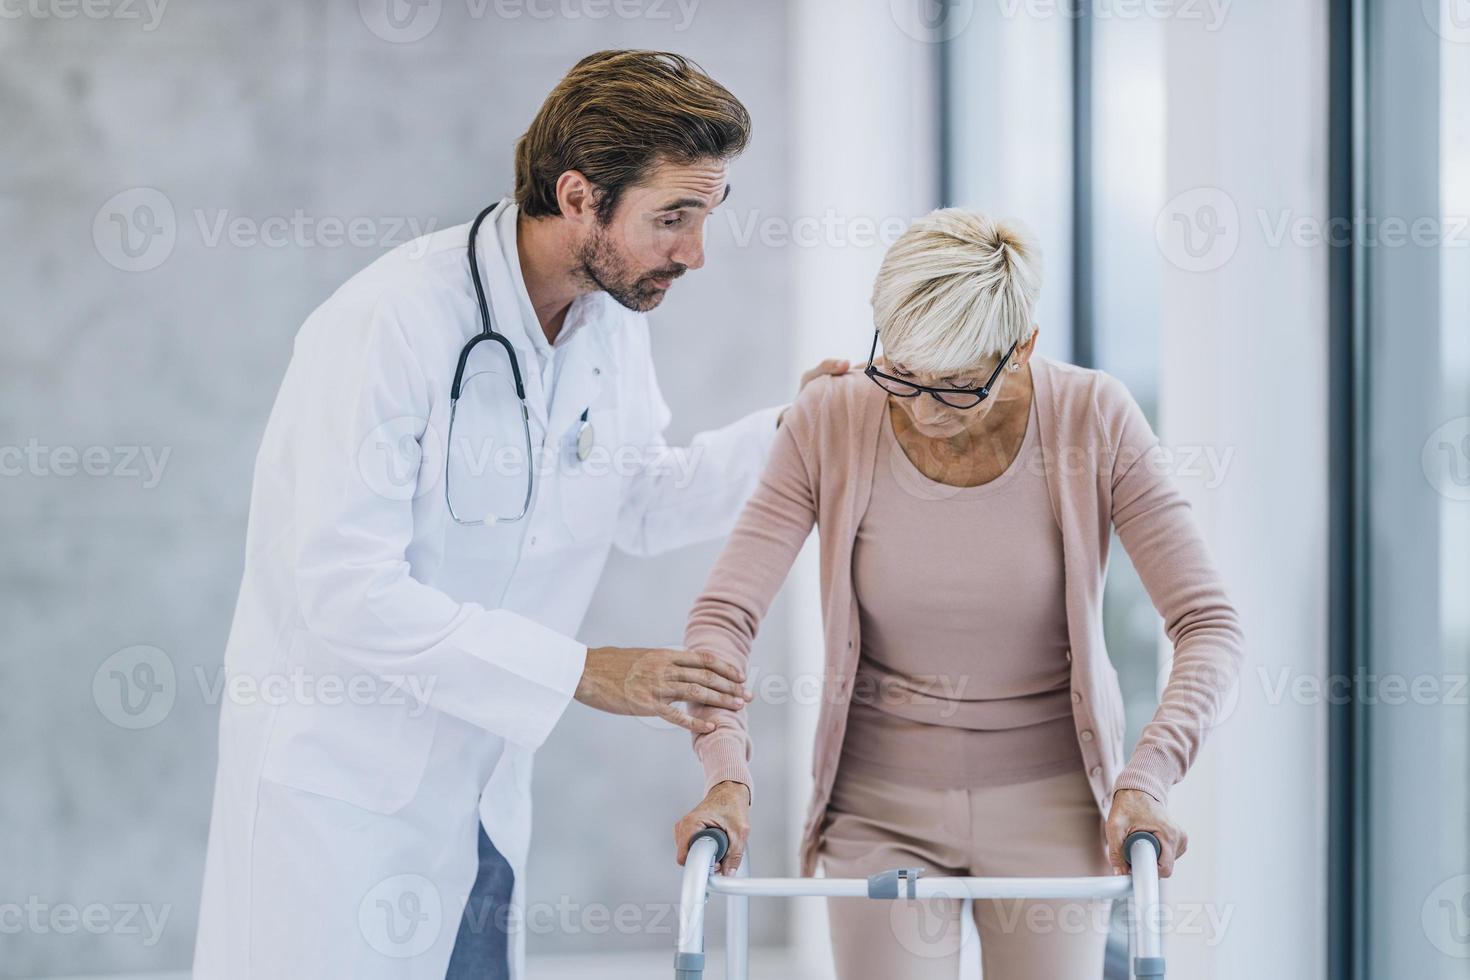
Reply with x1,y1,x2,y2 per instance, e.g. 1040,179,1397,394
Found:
0,3,796,974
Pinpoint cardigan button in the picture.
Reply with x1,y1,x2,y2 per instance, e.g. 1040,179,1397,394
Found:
1080,729,1094,742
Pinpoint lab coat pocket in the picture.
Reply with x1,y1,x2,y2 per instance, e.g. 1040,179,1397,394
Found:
557,405,625,543
259,629,437,815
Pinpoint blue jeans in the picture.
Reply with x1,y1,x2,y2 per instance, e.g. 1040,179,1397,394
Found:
445,824,514,979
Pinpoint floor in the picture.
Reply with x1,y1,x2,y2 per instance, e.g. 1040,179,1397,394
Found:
35,947,828,980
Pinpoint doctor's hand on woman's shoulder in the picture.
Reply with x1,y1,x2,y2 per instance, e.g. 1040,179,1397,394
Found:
799,358,851,392
673,780,750,876
1105,787,1188,878
778,358,853,427
574,646,753,734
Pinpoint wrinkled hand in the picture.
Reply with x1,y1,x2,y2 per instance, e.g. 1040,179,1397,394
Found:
575,647,752,734
1105,788,1187,877
779,358,851,426
799,358,851,392
673,780,751,876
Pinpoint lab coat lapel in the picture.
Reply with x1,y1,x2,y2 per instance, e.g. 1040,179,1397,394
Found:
545,312,611,451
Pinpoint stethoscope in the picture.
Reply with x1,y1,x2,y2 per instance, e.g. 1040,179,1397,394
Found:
445,203,594,526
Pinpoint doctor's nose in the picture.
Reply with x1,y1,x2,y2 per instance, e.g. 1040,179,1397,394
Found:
670,226,706,271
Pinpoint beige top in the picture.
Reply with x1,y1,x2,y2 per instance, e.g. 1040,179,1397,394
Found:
839,394,1085,787
683,360,1244,876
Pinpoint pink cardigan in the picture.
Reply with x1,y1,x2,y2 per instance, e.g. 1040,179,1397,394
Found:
685,356,1244,876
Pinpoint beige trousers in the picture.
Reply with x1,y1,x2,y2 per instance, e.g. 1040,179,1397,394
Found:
817,765,1112,980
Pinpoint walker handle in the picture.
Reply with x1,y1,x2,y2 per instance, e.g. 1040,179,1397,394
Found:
1123,830,1162,868
687,827,730,865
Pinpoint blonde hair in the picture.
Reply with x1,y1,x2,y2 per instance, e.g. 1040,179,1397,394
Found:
871,209,1042,374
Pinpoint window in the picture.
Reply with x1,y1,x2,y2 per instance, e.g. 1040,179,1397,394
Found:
1089,12,1167,751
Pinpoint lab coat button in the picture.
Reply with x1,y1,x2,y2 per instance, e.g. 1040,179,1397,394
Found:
1071,691,1082,704
1089,766,1102,778
1080,729,1094,742
1064,649,1072,662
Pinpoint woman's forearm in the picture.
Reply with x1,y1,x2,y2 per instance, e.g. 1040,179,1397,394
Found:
684,390,824,801
1108,379,1245,801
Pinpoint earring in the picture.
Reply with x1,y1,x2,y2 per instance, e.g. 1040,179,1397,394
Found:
1009,360,1021,372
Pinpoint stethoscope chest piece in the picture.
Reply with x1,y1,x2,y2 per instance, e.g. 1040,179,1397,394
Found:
575,408,595,462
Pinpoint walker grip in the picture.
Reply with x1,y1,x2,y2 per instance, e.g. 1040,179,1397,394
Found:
687,827,730,864
1123,830,1163,867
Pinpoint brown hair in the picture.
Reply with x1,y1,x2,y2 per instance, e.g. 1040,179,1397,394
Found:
514,50,751,222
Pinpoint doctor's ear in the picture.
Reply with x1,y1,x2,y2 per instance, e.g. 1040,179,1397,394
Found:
553,170,599,225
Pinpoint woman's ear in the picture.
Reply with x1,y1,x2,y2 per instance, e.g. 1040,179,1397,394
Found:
1020,323,1041,361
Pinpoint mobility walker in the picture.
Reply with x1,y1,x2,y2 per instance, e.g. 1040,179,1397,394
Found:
674,827,1167,979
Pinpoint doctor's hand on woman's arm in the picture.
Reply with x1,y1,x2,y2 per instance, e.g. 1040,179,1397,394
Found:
1105,788,1188,878
574,646,753,733
673,780,750,876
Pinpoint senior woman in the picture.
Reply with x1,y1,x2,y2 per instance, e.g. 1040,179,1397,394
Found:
670,209,1242,979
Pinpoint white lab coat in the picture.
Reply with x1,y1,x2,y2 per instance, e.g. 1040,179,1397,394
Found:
192,199,783,980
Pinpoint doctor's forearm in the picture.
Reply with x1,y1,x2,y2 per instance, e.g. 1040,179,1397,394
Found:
614,403,784,556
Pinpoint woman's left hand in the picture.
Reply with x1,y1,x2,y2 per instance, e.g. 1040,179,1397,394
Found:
1105,788,1187,877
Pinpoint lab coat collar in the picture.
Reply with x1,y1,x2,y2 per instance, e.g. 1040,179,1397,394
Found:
472,199,616,437
496,199,573,359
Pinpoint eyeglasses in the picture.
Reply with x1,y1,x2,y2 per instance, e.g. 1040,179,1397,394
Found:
863,329,1019,409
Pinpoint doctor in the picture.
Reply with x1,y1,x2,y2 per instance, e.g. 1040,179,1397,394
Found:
193,50,847,980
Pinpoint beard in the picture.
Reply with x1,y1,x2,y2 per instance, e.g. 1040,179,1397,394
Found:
575,224,685,312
